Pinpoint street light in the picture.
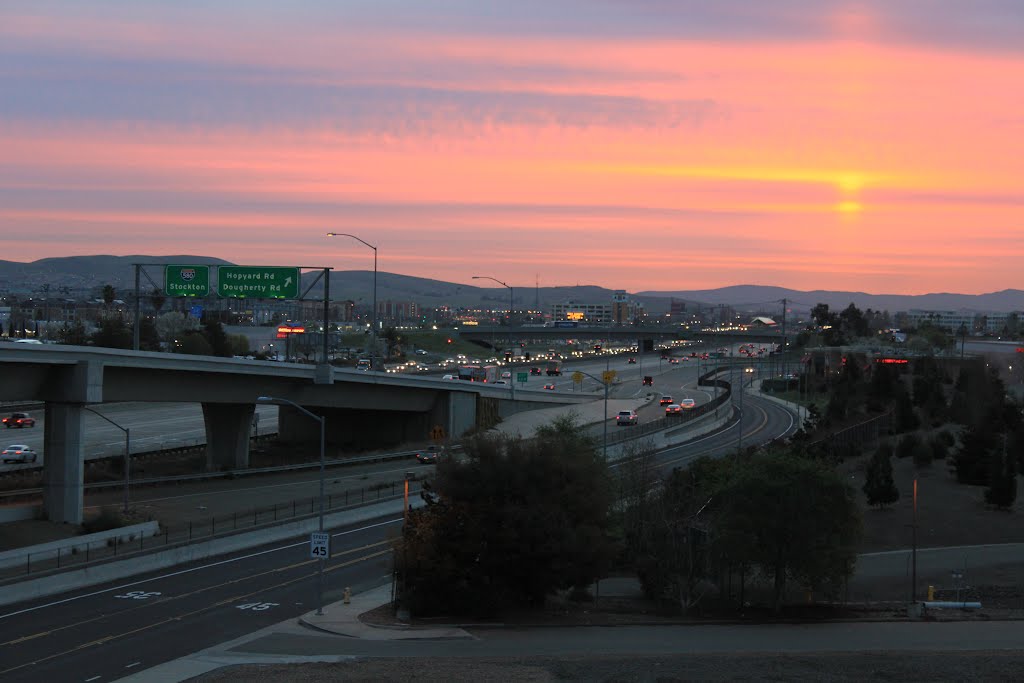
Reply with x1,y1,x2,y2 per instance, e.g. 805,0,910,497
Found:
82,406,130,514
566,368,611,460
257,395,327,615
472,275,513,343
327,233,377,369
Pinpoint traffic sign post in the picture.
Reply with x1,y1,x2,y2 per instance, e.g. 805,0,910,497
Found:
310,531,330,559
218,266,299,299
164,265,210,297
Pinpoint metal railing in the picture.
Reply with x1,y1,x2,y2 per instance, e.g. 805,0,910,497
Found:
0,476,425,582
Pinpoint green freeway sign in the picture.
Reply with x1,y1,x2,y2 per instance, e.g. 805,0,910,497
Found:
218,266,300,299
516,372,528,384
164,265,210,297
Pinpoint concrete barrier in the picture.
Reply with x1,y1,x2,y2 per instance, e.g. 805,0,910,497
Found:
0,520,160,570
0,498,413,608
0,505,40,524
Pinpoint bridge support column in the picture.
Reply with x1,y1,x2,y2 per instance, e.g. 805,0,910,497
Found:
43,403,85,524
202,402,255,471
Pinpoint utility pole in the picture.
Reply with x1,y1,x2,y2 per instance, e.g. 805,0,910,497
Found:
779,298,787,380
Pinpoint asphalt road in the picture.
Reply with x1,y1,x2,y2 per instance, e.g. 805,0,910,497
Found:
0,402,280,471
0,513,401,683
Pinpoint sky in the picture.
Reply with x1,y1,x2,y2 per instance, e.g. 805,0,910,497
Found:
1,1,1022,295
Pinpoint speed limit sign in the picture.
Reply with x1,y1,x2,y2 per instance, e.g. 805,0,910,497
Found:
310,531,330,559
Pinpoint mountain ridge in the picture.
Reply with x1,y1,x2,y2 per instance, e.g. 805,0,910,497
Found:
1,256,1022,313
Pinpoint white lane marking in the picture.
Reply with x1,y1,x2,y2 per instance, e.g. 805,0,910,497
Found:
85,677,101,682
0,518,401,620
125,662,141,669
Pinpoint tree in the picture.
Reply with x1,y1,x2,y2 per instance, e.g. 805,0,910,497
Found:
150,288,166,315
953,425,998,485
154,311,199,350
89,317,132,349
57,321,89,346
201,319,232,357
629,456,732,612
397,415,616,616
863,443,899,508
985,439,1017,509
893,384,920,433
714,452,861,611
102,284,116,306
137,318,162,352
179,331,213,356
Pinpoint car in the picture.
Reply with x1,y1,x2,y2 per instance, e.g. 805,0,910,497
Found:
1,444,37,463
416,445,445,464
665,403,682,415
616,410,638,426
530,367,542,375
500,371,512,380
441,374,458,380
669,358,679,364
680,398,696,409
543,383,556,390
493,380,509,386
13,339,43,344
642,376,653,386
627,358,636,364
3,412,35,428
659,396,673,406
745,367,755,373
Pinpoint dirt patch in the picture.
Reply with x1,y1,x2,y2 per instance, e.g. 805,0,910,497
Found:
842,448,1024,553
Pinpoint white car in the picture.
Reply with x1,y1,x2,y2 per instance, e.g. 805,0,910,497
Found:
2,444,38,463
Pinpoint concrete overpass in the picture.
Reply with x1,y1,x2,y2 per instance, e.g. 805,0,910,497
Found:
459,325,786,351
0,345,589,524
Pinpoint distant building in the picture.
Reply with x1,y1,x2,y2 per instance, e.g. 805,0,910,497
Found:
749,316,777,327
901,309,1018,334
377,300,419,324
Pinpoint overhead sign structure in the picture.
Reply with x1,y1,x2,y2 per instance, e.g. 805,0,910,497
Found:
310,531,330,560
218,266,299,299
165,265,210,297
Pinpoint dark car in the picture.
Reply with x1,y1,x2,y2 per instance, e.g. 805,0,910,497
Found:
627,358,636,364
530,367,542,375
3,412,35,429
642,376,653,386
659,395,673,406
416,445,445,464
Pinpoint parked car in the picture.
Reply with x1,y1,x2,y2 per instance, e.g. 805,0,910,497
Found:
1,444,37,463
659,396,673,406
416,445,445,464
665,403,682,415
680,398,696,409
2,412,35,428
616,410,638,426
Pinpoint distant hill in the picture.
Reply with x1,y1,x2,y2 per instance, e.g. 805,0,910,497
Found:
638,285,1024,314
1,256,1021,314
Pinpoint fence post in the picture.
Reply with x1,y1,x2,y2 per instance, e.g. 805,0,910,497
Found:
274,505,278,521
86,543,90,563
26,553,30,575
212,518,215,536
57,547,61,568
293,500,296,517
188,522,193,541
233,512,237,530
113,536,118,556
254,508,258,526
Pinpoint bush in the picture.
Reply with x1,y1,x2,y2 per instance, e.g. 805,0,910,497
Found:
83,506,127,534
896,434,921,459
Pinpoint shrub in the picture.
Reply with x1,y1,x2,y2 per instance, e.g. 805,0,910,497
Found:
82,506,127,534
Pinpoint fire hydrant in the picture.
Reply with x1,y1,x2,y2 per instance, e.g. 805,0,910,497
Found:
343,587,352,605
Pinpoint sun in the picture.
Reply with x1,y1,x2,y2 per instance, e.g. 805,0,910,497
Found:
837,200,862,214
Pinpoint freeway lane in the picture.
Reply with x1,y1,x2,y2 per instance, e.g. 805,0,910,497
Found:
0,515,401,683
0,402,280,472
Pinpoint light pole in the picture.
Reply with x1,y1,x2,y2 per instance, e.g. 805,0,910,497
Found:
82,406,130,514
472,275,513,352
567,368,611,460
327,233,378,369
257,395,327,615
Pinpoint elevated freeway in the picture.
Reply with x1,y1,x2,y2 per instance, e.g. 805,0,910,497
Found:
459,324,786,350
0,344,591,524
